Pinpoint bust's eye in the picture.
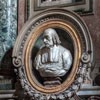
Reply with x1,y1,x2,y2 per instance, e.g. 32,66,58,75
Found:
44,36,49,40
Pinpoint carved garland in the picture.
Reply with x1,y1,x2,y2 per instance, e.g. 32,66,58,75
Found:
13,52,90,100
13,9,93,100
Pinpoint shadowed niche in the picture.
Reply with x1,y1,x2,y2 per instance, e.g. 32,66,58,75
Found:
31,28,74,86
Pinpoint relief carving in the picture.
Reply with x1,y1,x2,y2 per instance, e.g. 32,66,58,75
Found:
12,9,93,100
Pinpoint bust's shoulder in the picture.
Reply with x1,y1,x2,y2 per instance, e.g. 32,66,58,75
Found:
59,45,70,52
36,46,45,55
58,45,72,57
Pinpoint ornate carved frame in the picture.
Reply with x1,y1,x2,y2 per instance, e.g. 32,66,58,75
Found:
12,9,93,99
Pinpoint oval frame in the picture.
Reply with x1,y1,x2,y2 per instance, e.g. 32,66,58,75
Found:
13,9,93,99
25,21,81,93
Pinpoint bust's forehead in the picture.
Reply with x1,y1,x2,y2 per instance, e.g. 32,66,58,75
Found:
44,28,56,36
43,32,51,39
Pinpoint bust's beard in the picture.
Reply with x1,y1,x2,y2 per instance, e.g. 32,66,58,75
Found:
41,46,59,64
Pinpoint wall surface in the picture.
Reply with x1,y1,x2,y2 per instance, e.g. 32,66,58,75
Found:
82,0,100,80
83,0,100,62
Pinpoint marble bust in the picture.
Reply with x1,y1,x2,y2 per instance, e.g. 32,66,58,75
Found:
34,28,72,78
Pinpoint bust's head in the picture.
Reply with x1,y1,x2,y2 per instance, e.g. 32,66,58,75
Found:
43,28,61,47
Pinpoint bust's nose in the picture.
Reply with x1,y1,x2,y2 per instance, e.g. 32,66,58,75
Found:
43,38,47,43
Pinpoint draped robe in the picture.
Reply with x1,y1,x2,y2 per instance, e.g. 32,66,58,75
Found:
34,45,72,77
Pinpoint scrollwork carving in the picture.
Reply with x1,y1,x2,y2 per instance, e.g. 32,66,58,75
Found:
81,52,91,64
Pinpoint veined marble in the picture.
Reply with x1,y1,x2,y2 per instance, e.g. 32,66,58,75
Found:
0,0,17,62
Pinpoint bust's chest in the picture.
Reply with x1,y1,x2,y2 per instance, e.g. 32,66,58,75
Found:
41,46,62,63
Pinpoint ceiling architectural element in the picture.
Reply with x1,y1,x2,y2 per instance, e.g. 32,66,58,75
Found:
12,9,93,100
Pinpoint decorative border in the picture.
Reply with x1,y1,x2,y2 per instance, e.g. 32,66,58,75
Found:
25,20,81,93
12,9,93,99
34,0,85,10
33,0,93,15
